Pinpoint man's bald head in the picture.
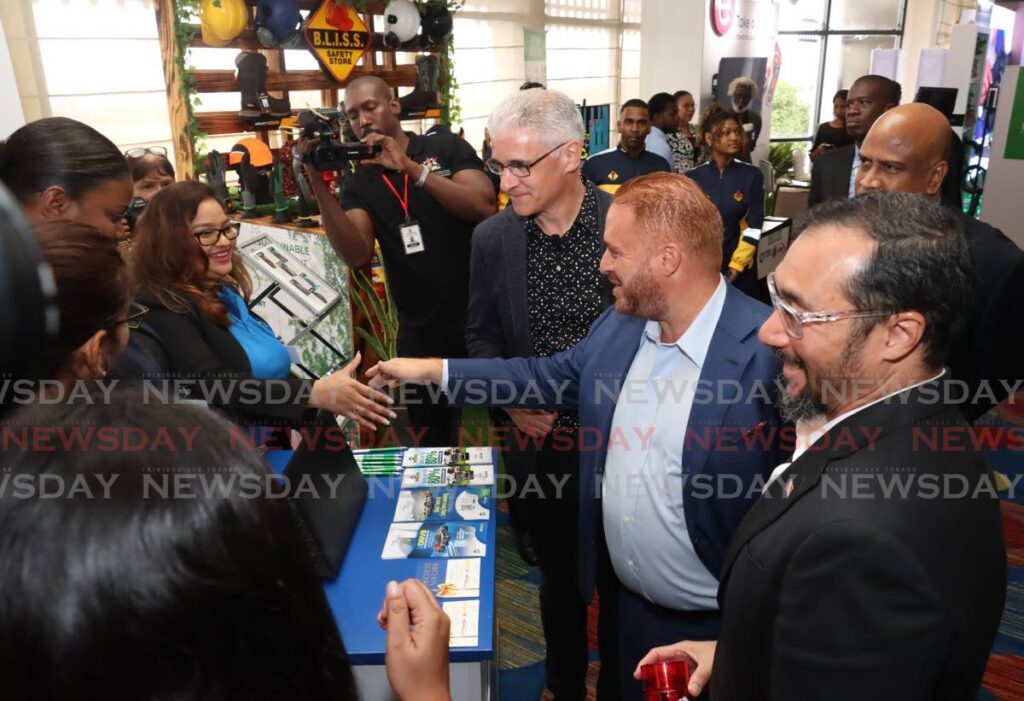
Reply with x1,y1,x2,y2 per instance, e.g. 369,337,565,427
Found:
342,76,401,138
855,103,951,200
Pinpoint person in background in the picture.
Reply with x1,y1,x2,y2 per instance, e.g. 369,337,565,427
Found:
686,110,764,295
667,90,700,173
304,75,497,446
644,92,678,166
474,87,615,700
0,393,452,701
0,116,164,378
125,146,176,202
856,102,1024,421
33,221,136,386
131,181,395,429
0,117,132,239
727,77,762,160
810,89,852,162
808,74,901,207
583,99,670,193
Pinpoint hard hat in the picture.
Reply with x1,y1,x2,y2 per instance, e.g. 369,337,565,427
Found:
200,0,248,48
383,0,421,48
229,138,274,169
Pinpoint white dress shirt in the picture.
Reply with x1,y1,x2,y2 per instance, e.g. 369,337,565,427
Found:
601,277,728,610
645,126,673,168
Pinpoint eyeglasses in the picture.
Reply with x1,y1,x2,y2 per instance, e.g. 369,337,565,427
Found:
766,272,895,339
113,302,149,330
194,223,241,247
125,146,168,158
485,141,569,178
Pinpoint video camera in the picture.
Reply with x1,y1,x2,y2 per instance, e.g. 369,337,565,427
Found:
298,109,381,171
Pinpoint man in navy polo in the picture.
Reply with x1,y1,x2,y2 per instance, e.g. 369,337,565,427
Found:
583,99,671,194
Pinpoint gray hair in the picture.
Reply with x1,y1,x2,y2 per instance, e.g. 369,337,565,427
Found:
487,88,585,146
728,76,759,97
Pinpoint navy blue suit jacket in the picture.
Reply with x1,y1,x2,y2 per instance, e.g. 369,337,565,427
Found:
448,283,783,601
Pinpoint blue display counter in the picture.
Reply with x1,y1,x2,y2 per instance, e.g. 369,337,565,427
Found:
265,448,498,700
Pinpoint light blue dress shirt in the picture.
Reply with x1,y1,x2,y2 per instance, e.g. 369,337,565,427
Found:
645,125,674,168
601,276,727,611
220,286,292,380
848,145,861,198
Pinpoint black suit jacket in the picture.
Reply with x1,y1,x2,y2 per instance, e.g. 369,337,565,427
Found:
713,381,1006,701
807,144,855,207
464,190,614,468
951,215,1024,420
139,296,313,426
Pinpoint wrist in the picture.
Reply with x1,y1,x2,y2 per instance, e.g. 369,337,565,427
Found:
401,156,420,178
309,378,325,408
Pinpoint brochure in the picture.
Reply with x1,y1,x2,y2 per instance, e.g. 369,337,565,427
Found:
381,521,488,559
400,464,495,489
393,486,492,522
415,559,482,599
402,447,492,468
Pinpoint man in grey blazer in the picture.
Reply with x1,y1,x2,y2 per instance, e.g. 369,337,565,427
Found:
466,88,613,701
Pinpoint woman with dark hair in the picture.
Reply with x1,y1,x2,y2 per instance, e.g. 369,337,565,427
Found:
0,394,452,701
0,117,132,238
667,90,700,172
131,181,393,427
686,110,765,295
125,146,176,202
811,89,853,161
34,221,137,384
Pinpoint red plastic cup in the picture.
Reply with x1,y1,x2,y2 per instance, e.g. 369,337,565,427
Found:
640,660,691,701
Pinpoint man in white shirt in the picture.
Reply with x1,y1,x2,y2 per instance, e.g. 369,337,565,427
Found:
643,93,678,167
637,192,1006,701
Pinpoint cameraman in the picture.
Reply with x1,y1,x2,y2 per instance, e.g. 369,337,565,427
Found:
303,75,496,446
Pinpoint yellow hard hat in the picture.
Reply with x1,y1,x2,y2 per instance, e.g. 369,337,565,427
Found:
200,0,249,48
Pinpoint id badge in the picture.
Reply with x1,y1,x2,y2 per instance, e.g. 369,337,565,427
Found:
400,219,425,255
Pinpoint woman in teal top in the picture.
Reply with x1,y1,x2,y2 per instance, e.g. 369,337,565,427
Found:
219,285,292,380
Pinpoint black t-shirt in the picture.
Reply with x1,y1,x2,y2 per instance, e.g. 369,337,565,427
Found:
341,132,484,354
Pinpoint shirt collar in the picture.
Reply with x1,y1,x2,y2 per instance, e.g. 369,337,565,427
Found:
792,369,946,460
525,179,599,238
641,276,728,368
851,144,861,167
649,125,667,140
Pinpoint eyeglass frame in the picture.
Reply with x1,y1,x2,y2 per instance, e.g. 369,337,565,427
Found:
485,140,570,178
193,223,241,247
766,272,896,339
111,302,149,330
125,146,168,158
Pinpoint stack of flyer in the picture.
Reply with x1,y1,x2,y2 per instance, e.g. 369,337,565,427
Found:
381,447,494,648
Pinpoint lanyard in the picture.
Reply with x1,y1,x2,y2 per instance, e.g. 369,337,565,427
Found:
381,172,410,221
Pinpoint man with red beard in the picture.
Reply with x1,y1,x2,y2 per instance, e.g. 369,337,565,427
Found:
367,172,783,700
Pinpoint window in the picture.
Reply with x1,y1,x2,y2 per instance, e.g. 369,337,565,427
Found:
772,0,906,143
454,0,640,153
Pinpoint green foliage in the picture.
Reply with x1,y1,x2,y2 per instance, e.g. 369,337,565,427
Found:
351,268,398,361
771,80,813,139
172,0,208,174
768,141,795,181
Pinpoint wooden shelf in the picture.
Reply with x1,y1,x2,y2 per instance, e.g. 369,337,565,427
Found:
187,27,443,54
193,65,417,93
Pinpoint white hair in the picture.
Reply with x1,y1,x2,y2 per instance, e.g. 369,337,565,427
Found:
728,76,759,97
487,88,585,146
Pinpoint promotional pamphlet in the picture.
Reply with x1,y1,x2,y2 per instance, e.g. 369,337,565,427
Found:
381,521,488,559
393,486,492,522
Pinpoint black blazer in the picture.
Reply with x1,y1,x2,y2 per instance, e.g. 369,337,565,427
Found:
139,296,313,426
463,190,614,466
807,143,855,208
951,215,1024,420
712,381,1006,701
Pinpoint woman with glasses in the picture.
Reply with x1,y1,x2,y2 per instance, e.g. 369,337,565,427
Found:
131,182,395,428
0,117,132,239
34,222,135,386
125,145,176,202
686,110,765,296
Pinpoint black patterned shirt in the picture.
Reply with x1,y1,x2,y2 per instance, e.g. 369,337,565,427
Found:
525,181,607,430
